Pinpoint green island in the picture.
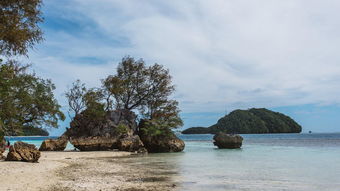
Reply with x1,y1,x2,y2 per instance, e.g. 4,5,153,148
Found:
182,108,302,134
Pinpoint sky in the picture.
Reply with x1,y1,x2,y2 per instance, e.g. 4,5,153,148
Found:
22,0,340,135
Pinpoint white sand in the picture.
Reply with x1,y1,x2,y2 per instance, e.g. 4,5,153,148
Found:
0,151,131,191
0,151,177,191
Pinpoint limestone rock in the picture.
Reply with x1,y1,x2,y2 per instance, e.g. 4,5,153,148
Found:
66,109,137,151
140,135,185,153
39,136,68,151
117,135,145,152
139,120,185,153
213,133,243,149
70,136,119,151
6,141,41,162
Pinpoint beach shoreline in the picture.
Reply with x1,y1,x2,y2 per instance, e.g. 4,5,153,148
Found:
0,151,179,191
0,151,129,191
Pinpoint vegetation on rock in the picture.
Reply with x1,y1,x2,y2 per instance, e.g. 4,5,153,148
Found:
65,56,184,152
66,56,183,137
182,108,302,134
138,119,185,153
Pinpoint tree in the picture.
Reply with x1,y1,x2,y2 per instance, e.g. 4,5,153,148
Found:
65,80,87,117
0,0,43,56
65,80,107,121
82,88,106,121
102,57,147,110
66,56,183,136
102,56,183,130
0,60,65,136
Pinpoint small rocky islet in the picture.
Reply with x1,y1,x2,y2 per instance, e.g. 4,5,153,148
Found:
182,108,302,134
40,109,185,154
213,133,243,149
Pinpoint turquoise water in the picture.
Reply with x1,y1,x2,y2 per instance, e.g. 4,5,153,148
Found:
5,136,75,150
6,133,340,191
174,134,340,191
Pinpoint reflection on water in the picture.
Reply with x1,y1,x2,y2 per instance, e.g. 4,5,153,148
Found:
123,133,340,191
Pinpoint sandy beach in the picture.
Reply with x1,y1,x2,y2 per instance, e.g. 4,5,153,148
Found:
0,151,179,191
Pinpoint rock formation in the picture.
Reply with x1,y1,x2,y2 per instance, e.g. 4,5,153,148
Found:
138,120,185,153
117,135,146,153
39,135,68,151
70,136,120,151
6,141,41,162
213,133,243,149
67,109,141,151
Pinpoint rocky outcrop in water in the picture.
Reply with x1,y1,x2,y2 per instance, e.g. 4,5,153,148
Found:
6,141,41,162
39,135,68,151
140,134,185,153
213,133,243,149
67,109,138,151
138,120,185,153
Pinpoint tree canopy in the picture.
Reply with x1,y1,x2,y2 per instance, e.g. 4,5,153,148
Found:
0,60,65,136
67,56,183,135
0,0,43,57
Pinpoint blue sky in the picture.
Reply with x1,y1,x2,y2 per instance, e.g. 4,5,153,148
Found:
24,0,340,135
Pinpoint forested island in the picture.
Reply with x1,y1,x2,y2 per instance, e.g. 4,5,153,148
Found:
182,108,302,134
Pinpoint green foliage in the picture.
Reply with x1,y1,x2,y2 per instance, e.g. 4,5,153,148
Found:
182,127,211,134
0,120,4,139
102,57,147,110
21,126,49,136
0,0,43,56
116,123,128,135
0,60,65,136
216,109,268,134
67,56,183,136
103,56,183,132
140,119,173,138
183,108,302,134
247,108,302,133
214,108,302,134
147,100,183,129
82,89,106,122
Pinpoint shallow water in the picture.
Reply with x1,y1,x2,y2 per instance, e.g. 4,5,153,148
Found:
6,133,340,191
124,133,340,191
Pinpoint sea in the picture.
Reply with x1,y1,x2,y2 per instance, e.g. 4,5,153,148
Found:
5,133,340,191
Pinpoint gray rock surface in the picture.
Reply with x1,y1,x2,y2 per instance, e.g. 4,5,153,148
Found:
213,133,243,149
67,109,137,151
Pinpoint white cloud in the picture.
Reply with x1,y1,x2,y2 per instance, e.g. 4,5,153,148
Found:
29,0,340,113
